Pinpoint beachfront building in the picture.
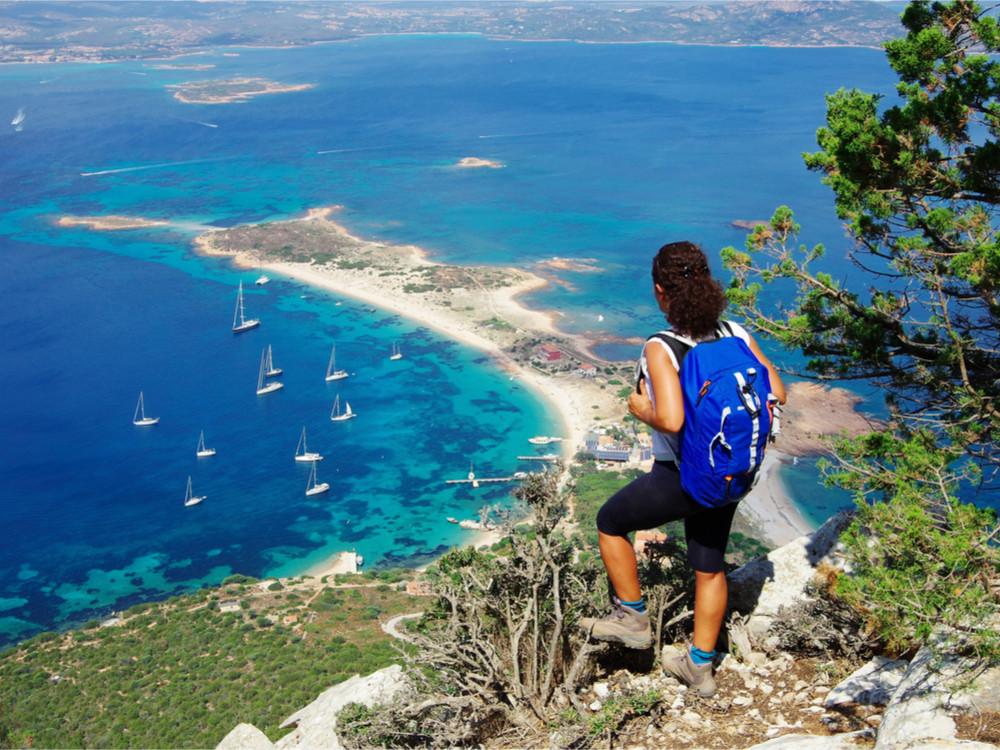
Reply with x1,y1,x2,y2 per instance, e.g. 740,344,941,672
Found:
579,362,598,377
582,427,653,465
538,343,563,361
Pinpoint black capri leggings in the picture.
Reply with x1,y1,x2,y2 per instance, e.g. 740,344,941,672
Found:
596,460,739,574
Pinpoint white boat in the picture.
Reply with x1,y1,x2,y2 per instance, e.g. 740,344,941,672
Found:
196,430,216,457
264,344,282,377
330,394,356,422
295,426,323,462
132,391,159,425
389,342,402,361
528,436,552,445
232,281,260,333
325,345,348,381
355,554,364,567
256,348,284,395
184,476,205,507
12,108,24,131
305,462,329,496
255,254,270,285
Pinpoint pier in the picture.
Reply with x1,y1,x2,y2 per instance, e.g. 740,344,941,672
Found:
445,476,512,485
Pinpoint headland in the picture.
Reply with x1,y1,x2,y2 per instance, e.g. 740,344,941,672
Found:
58,206,878,549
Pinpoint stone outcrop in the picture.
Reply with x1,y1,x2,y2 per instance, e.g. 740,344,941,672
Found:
217,666,407,750
218,515,998,750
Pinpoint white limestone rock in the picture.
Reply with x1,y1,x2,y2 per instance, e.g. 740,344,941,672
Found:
728,511,853,644
825,656,909,707
216,723,274,750
274,665,407,750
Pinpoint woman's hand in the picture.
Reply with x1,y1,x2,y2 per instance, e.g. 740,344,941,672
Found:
628,378,652,423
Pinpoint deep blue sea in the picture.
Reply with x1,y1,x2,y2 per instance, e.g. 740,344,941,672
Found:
0,36,899,648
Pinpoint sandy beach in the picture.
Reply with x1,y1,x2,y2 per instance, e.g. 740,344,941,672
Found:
63,205,876,552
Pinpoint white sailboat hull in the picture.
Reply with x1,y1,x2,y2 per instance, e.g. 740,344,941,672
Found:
234,319,260,333
133,392,158,425
325,371,349,382
295,453,323,462
233,281,259,333
257,382,284,396
305,483,330,496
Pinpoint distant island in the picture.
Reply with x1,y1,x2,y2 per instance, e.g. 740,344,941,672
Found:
166,77,315,104
455,157,505,169
0,1,907,65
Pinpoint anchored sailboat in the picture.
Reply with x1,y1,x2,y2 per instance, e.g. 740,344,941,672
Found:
330,394,356,422
132,391,159,425
264,344,282,377
232,281,260,333
389,342,402,360
305,462,329,496
325,345,348,381
184,476,205,507
295,427,323,462
196,430,216,457
256,348,284,395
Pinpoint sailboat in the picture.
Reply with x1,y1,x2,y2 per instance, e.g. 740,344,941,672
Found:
132,391,159,425
305,462,330,496
330,394,356,422
325,345,349,381
389,342,402,360
184,476,205,507
256,348,284,395
232,281,260,333
295,426,323,462
264,344,282,377
196,430,216,457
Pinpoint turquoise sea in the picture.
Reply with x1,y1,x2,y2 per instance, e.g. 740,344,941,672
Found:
0,36,898,648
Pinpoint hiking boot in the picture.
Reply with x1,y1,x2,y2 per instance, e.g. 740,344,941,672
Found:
662,646,717,697
579,598,651,649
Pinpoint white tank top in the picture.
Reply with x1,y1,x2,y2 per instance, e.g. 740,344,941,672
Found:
637,320,751,463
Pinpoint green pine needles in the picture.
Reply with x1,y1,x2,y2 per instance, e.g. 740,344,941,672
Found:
724,0,1000,662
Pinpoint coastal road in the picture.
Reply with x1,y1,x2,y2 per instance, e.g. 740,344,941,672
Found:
382,612,423,643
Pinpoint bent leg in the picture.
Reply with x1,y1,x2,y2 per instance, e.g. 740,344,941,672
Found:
598,530,641,603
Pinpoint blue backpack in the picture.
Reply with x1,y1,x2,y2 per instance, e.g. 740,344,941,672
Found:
646,322,776,508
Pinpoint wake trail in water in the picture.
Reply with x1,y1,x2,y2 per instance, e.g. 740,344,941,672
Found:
316,145,398,155
478,132,552,139
80,158,220,177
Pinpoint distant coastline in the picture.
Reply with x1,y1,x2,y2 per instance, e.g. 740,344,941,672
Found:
0,1,903,66
56,207,877,549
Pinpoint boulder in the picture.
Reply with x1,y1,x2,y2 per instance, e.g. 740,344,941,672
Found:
274,665,407,750
216,723,273,750
727,510,852,646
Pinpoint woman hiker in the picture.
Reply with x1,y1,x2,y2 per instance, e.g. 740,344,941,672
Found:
579,240,787,698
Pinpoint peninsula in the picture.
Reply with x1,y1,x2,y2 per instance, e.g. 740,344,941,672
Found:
54,206,877,546
191,207,876,546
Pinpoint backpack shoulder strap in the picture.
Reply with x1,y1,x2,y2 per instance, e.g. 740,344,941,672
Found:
648,330,694,371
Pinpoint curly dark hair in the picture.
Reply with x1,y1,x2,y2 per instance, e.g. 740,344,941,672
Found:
652,241,727,339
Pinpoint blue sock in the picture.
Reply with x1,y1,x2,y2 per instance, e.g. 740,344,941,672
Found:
690,645,715,665
619,596,645,614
